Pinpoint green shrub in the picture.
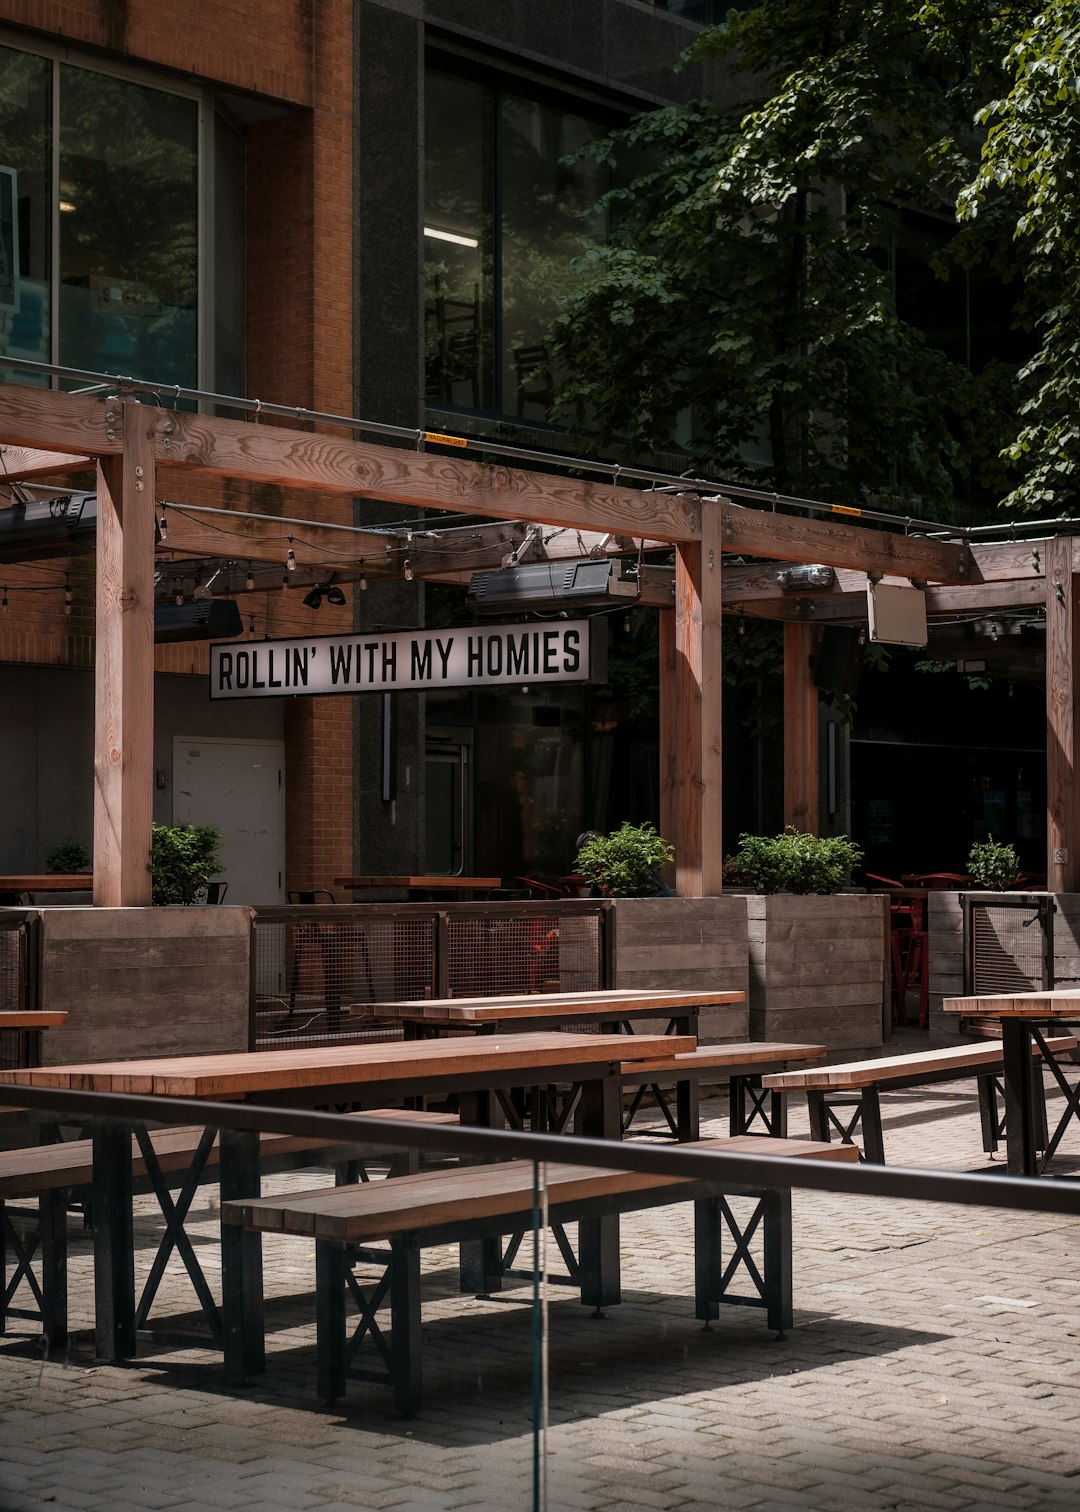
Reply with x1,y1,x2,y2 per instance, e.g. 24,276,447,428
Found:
967,836,1021,891
44,838,91,873
575,822,674,898
723,827,863,896
148,822,225,905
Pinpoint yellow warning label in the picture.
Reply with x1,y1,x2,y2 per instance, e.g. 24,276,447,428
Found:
830,504,862,517
423,431,468,449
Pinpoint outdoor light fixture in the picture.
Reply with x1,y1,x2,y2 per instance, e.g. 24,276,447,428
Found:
358,560,368,591
302,581,348,610
777,563,836,591
244,562,255,592
467,559,640,613
286,545,297,572
193,566,224,601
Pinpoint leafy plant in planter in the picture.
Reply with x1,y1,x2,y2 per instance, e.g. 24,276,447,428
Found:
44,838,91,873
148,822,225,905
575,822,674,897
724,827,863,895
966,836,1021,890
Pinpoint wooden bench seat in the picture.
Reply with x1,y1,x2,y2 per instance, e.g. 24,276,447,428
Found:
761,1037,1078,1163
0,1107,459,1343
221,1134,857,1413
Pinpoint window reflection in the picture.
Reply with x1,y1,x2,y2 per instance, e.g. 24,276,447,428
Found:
0,46,52,382
58,66,198,384
425,71,494,410
424,67,609,421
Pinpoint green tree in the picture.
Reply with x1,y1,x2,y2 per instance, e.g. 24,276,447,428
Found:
958,0,1080,512
549,0,1024,517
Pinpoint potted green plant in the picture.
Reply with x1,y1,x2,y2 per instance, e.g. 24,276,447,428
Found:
148,822,225,905
44,838,91,873
966,836,1022,890
723,827,863,895
575,822,674,897
724,827,884,1057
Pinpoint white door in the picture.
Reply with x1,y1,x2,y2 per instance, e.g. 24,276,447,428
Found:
173,737,285,905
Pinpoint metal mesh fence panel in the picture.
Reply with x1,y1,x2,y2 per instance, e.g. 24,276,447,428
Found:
252,903,607,1049
0,919,27,1069
253,908,437,1049
969,897,1052,996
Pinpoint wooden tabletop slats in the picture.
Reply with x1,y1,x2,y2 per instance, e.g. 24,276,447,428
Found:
943,990,1080,1018
372,988,744,1023
223,1135,860,1243
0,1011,68,1029
0,874,92,891
334,876,501,890
618,1042,826,1076
0,1030,694,1098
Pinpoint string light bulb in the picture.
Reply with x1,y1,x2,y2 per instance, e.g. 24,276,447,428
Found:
1,586,7,612
248,615,256,639
173,579,183,605
281,570,290,591
244,562,255,592
359,560,367,591
157,508,167,542
64,574,72,616
286,540,297,572
403,558,413,582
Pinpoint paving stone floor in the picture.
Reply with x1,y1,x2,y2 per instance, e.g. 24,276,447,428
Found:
2,1043,1080,1511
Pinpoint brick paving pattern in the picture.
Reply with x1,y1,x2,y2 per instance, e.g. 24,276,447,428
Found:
3,1056,1080,1510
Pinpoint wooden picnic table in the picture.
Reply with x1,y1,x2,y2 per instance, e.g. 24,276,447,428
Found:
370,987,744,1035
0,1029,689,1362
334,874,500,896
0,1010,68,1069
943,989,1080,1175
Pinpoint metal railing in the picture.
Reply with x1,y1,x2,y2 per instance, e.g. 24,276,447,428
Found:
0,912,33,1070
250,901,611,1050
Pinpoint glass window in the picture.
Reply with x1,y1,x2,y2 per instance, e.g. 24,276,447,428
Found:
0,42,222,391
424,66,611,422
424,71,494,410
58,64,198,384
0,44,52,382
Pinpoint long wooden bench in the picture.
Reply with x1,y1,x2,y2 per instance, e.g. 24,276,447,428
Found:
760,1037,1078,1163
0,1107,458,1344
221,1134,858,1414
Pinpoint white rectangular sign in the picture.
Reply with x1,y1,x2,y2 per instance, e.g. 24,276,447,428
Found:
208,619,592,700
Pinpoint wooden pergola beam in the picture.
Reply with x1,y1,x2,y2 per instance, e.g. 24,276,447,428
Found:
783,622,819,833
0,446,91,479
1045,538,1078,891
716,500,970,583
725,577,1049,622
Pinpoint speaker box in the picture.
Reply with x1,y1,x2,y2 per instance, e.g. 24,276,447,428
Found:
813,625,864,697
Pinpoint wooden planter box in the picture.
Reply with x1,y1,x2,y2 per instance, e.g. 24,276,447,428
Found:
609,896,749,1043
32,906,253,1064
744,893,887,1058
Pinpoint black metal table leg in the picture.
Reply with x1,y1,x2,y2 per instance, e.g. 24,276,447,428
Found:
92,1120,135,1361
221,1127,265,1379
39,1187,67,1349
458,1089,503,1295
1001,1019,1038,1176
577,1068,621,1310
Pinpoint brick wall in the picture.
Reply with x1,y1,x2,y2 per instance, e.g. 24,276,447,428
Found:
0,0,355,895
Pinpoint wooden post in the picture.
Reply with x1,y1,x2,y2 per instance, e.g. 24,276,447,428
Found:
658,607,676,869
669,500,723,896
94,402,156,906
1046,538,1078,891
783,621,819,834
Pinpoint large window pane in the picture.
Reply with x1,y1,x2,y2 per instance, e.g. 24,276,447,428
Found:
58,65,198,384
0,46,52,382
424,71,494,410
500,95,604,421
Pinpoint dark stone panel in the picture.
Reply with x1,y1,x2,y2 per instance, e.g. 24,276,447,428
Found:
355,0,424,430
